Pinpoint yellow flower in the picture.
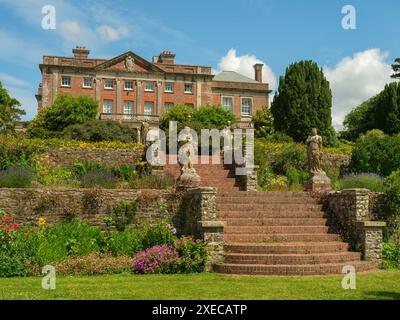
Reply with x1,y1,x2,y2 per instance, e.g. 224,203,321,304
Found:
38,217,46,226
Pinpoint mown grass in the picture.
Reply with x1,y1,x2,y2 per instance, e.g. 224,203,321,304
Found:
1,271,400,300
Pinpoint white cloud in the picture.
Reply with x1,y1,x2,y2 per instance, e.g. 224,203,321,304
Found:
59,20,96,45
96,25,128,41
0,72,30,87
216,49,277,90
324,49,395,130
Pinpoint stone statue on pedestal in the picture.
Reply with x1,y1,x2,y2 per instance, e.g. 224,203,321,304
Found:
176,127,201,189
306,128,331,192
140,119,150,146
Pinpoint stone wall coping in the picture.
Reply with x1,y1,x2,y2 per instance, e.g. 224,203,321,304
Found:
0,187,173,192
187,187,217,194
340,188,370,194
198,221,225,228
357,221,387,228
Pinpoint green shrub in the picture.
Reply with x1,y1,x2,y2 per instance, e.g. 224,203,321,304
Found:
286,167,308,186
80,169,117,189
54,253,133,276
111,165,136,182
140,221,177,249
129,174,174,189
0,167,33,188
191,105,236,130
106,200,138,232
27,94,99,138
62,120,137,143
257,166,276,191
0,252,27,277
334,173,384,192
35,164,78,187
174,237,207,273
32,219,103,265
103,228,144,257
384,170,400,213
266,133,294,143
351,130,400,176
383,242,400,269
271,143,307,175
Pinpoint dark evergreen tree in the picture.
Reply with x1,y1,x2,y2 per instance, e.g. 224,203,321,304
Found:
392,58,400,79
374,82,400,135
271,60,336,146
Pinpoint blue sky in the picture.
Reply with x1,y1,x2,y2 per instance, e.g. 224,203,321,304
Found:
0,0,398,128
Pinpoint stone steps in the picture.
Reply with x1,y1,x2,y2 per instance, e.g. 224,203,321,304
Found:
224,252,361,265
224,233,341,243
225,242,350,254
218,203,323,211
214,261,376,276
224,226,330,234
224,218,328,226
219,211,325,219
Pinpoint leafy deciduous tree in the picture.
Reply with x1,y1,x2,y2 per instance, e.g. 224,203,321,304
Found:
0,81,25,134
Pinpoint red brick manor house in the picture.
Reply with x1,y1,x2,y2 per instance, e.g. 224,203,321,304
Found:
36,47,270,127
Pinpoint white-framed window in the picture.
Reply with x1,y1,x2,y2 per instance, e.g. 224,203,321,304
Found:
83,78,92,88
222,96,233,110
125,80,134,90
123,101,134,114
145,82,154,92
241,98,252,116
165,82,174,93
144,102,154,115
103,100,113,114
164,102,174,110
184,83,193,94
61,76,71,87
104,79,114,89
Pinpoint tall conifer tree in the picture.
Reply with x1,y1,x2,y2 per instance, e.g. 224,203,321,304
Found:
271,60,336,145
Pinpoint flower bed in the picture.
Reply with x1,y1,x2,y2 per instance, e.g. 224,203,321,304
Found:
0,210,207,277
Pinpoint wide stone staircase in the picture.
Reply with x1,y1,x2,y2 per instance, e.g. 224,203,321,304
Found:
164,155,376,275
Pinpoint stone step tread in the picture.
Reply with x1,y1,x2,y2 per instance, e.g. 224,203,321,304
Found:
224,226,330,234
225,241,347,247
214,261,376,275
224,252,360,258
224,218,327,226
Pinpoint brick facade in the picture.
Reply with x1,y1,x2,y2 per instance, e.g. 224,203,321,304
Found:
36,47,270,125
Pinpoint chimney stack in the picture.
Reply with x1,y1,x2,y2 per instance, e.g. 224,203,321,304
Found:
253,63,263,83
159,50,176,64
73,46,90,59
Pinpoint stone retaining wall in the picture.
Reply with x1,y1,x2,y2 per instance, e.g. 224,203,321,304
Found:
41,147,144,167
0,188,179,226
177,187,225,271
325,189,386,265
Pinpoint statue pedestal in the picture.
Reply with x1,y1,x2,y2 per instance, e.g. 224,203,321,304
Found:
176,168,201,190
306,173,332,192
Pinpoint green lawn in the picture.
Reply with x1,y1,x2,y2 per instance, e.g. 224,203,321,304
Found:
1,271,400,300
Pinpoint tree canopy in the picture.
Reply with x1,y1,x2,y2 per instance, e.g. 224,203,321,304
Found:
392,57,400,79
252,106,273,138
27,94,99,138
0,81,25,134
340,82,400,140
271,60,337,146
